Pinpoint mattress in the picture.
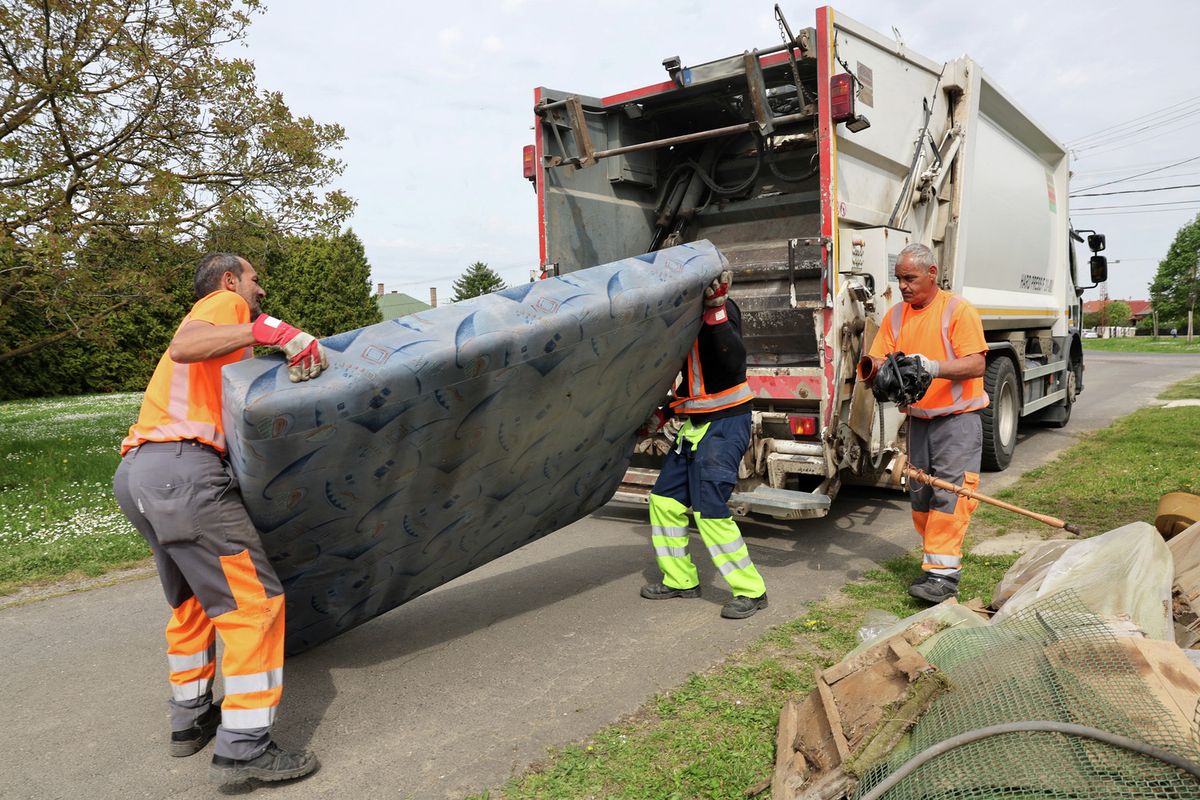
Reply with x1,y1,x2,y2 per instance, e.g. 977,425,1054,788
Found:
221,240,725,653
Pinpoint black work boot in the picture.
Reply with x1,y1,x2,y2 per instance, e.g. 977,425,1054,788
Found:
640,582,701,600
907,572,932,593
908,573,959,604
721,593,768,619
169,703,221,757
209,742,319,787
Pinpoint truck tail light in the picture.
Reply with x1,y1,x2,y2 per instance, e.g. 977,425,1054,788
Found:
789,414,818,437
830,73,855,123
522,144,536,180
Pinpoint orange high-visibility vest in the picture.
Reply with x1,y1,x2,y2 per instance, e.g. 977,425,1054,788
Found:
870,290,989,418
669,341,753,415
121,291,251,455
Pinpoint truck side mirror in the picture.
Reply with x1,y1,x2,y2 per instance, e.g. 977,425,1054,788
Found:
1087,233,1106,253
1090,255,1108,284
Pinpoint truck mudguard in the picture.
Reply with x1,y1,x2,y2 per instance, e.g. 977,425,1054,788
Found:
221,241,723,653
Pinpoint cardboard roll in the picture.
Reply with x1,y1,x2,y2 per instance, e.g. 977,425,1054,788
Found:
1155,492,1200,540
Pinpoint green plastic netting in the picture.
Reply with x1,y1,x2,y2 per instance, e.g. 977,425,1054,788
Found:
853,592,1200,800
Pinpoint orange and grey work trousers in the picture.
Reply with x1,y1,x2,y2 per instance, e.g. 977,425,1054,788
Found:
907,411,982,578
113,440,285,761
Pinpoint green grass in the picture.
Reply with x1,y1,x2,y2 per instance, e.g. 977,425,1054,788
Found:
471,552,1015,800
0,393,149,594
1159,372,1200,400
1082,337,1200,354
470,371,1200,800
973,372,1200,537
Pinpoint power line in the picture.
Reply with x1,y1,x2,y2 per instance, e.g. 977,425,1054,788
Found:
1071,103,1200,152
1073,158,1200,177
1067,93,1200,145
1070,182,1200,198
1072,117,1200,159
1071,206,1200,217
1073,199,1200,211
1071,155,1200,192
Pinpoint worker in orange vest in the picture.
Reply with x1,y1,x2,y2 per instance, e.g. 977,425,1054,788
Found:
113,253,326,788
639,270,769,619
862,243,988,604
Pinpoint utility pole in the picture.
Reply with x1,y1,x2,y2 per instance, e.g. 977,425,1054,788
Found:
1187,253,1199,344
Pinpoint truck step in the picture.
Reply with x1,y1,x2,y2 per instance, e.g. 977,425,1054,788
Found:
729,485,831,520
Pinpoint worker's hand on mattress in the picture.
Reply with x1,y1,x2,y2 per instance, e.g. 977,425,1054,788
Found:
252,315,330,382
703,270,732,325
637,408,668,437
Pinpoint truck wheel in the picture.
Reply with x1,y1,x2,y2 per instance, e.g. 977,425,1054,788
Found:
981,357,1018,471
1042,362,1077,429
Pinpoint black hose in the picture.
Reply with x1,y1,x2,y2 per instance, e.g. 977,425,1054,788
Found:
856,721,1200,800
686,131,763,196
766,140,819,183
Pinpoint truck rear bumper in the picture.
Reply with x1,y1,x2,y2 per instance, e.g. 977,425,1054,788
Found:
611,469,832,520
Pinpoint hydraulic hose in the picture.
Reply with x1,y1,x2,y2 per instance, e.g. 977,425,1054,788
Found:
856,721,1200,800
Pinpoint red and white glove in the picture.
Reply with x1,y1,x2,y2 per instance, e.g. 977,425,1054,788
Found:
703,270,732,325
252,315,329,382
637,408,669,437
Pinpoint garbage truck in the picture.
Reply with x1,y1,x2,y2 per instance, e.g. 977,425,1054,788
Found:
524,5,1108,519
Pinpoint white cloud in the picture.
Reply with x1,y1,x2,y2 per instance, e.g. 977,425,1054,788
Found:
500,0,527,12
1010,12,1030,33
483,35,503,53
437,27,462,46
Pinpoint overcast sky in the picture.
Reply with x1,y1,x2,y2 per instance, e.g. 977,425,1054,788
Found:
242,1,1200,306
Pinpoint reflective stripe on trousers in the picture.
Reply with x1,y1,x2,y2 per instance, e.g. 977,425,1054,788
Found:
112,441,285,761
908,412,982,577
648,493,766,598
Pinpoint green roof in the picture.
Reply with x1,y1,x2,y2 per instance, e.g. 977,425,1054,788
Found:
377,292,431,320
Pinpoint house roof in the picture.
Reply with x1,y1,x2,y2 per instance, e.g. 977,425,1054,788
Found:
1082,299,1152,318
377,292,431,320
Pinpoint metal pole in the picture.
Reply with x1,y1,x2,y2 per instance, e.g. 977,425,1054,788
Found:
1190,254,1199,343
587,113,811,162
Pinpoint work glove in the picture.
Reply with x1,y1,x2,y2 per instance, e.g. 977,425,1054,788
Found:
252,315,330,382
912,353,941,378
871,352,933,406
637,408,669,437
703,270,732,325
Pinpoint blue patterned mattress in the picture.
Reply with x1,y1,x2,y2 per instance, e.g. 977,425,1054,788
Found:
221,241,724,653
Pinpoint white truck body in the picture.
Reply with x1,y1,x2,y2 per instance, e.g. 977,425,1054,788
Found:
529,6,1095,519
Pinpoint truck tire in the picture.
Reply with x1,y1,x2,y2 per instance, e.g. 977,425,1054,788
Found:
981,357,1018,471
1041,360,1077,429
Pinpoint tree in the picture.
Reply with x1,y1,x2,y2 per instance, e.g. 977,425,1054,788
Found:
1149,215,1200,333
0,0,354,364
0,231,198,399
451,261,506,302
265,229,381,337
1100,300,1132,328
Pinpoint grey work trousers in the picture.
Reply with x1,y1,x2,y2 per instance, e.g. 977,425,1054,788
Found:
907,412,983,577
113,440,284,761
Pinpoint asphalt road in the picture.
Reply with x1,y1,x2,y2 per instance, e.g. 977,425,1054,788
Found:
2,351,1198,800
